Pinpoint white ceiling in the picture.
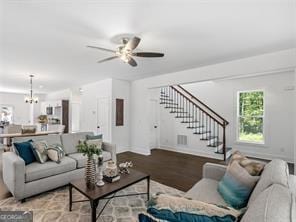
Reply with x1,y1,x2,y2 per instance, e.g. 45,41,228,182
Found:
0,0,295,93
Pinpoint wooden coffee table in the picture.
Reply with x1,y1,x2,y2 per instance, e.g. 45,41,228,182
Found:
69,169,150,222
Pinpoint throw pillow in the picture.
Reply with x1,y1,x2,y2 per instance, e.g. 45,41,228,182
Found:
218,161,260,209
86,134,103,140
31,140,48,163
86,139,103,150
13,140,36,165
47,144,65,163
230,151,265,176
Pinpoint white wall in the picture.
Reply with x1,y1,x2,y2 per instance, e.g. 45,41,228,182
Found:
0,92,44,124
130,49,296,157
111,79,131,153
165,72,294,162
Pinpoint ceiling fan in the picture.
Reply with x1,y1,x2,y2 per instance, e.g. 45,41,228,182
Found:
87,36,164,67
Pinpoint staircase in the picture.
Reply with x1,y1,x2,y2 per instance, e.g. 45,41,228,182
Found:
160,85,232,161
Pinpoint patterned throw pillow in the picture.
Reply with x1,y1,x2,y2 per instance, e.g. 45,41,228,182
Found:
218,161,260,209
47,144,65,164
31,140,48,163
86,139,103,150
230,151,265,176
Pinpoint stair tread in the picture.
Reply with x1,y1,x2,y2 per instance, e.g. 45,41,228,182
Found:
165,107,183,109
170,111,187,113
181,120,199,123
207,141,223,147
193,131,211,134
187,126,204,129
160,102,178,105
176,116,193,118
201,136,218,140
160,98,174,101
215,147,232,154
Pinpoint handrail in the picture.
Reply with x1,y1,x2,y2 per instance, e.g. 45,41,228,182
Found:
171,85,229,126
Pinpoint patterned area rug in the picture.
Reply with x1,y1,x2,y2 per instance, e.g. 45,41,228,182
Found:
0,180,184,222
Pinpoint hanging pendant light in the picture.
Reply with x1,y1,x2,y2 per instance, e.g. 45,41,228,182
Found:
24,75,39,104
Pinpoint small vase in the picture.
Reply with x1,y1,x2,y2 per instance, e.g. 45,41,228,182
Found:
85,155,96,189
96,154,105,187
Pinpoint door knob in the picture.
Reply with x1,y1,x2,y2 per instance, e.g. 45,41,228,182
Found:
154,126,157,128
97,126,100,129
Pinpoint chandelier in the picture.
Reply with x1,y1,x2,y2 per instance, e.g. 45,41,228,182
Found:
24,75,39,104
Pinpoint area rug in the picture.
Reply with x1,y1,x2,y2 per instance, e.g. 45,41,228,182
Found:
0,180,184,222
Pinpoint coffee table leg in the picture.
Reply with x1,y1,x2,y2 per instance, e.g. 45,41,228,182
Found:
69,184,72,211
147,176,150,201
90,199,99,222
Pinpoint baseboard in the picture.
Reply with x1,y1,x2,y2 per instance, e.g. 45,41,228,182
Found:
130,148,151,156
158,145,224,160
158,145,294,163
116,146,131,154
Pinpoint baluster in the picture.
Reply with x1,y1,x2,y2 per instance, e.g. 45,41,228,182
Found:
217,124,219,152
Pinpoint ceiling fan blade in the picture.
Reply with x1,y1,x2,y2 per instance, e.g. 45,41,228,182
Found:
87,45,116,53
127,57,137,67
132,52,164,57
124,37,141,50
97,56,118,63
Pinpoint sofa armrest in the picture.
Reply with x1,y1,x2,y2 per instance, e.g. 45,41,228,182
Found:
102,142,117,163
2,152,25,199
289,175,296,195
203,163,227,181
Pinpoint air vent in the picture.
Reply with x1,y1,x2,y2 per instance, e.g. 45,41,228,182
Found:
177,135,188,146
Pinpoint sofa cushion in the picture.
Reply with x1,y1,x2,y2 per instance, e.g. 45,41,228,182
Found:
185,178,228,206
68,151,112,168
248,159,289,205
289,175,296,195
218,161,260,209
61,132,94,154
241,184,294,222
25,156,76,182
14,134,62,145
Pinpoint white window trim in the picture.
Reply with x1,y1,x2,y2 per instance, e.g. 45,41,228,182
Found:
236,89,266,145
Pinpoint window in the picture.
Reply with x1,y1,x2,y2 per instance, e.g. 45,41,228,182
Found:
237,90,264,144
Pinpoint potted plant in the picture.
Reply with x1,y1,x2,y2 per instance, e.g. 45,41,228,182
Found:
77,141,102,188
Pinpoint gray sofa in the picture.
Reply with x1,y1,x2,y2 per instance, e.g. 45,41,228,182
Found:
2,132,116,201
185,159,295,222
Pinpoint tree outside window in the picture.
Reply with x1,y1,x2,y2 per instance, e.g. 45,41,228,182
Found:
238,90,264,144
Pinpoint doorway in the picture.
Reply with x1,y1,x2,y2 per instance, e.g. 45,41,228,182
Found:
149,99,160,149
97,97,111,142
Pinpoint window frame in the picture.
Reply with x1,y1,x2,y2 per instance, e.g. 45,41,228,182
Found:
236,89,265,145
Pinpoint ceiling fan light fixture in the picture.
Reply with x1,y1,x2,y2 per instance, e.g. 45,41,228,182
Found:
120,54,129,63
87,36,164,67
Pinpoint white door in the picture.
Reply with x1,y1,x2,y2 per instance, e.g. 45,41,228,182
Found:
149,99,160,149
71,102,80,133
97,97,111,142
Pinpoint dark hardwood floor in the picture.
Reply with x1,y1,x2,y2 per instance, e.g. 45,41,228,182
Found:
118,149,223,192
